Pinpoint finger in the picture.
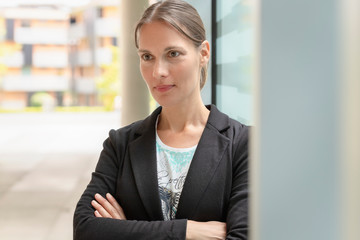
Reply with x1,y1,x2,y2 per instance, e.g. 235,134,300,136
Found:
94,210,102,218
91,199,112,218
95,193,121,219
106,193,127,220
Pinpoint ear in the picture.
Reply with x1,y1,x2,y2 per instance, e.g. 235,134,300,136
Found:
199,40,210,66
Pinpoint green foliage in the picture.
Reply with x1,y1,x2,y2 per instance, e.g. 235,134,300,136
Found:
96,46,120,111
30,92,53,107
55,106,106,112
0,63,7,76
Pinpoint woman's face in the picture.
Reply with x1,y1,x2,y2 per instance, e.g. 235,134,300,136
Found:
137,21,209,108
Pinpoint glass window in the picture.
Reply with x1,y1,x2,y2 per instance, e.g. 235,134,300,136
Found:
6,19,14,41
215,0,253,125
22,44,33,66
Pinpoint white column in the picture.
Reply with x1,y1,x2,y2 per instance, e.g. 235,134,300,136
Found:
120,0,150,126
340,0,360,239
251,0,359,239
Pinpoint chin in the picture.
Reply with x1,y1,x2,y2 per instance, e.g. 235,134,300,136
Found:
151,94,170,107
156,99,178,109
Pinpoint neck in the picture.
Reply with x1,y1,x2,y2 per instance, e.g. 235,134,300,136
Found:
158,100,210,133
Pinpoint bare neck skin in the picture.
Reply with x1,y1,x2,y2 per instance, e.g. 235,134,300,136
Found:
157,98,210,148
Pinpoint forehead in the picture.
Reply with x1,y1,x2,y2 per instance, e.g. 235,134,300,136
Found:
138,21,193,50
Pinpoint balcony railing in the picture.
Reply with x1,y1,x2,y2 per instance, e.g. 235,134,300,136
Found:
0,51,24,67
76,50,92,66
96,48,112,65
74,48,112,67
33,51,68,68
14,27,68,45
69,23,86,41
75,77,96,94
95,18,118,37
2,75,69,91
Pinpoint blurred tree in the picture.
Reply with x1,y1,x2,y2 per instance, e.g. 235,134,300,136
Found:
96,46,120,111
30,92,54,107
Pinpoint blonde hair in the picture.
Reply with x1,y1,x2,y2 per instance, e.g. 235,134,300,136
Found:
135,0,208,89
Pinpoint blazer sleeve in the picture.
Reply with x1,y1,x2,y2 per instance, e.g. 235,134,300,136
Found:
226,125,249,240
73,129,187,240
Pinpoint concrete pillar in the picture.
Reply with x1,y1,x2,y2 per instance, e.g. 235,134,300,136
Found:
251,0,360,239
340,0,360,239
120,0,150,126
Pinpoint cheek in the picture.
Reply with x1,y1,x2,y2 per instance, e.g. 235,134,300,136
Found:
140,64,152,84
177,61,200,84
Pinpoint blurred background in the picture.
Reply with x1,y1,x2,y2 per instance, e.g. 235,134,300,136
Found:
0,0,121,113
0,0,359,240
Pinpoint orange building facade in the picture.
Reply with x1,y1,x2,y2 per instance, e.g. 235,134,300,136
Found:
0,0,120,110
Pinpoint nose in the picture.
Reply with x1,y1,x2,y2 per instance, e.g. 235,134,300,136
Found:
152,59,168,79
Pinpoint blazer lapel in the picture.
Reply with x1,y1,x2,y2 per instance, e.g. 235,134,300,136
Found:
176,105,230,219
128,107,164,220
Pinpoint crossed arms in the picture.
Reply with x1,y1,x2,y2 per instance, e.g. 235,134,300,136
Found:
73,126,248,240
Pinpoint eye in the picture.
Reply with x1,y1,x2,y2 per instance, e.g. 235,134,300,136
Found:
141,53,153,61
168,51,180,58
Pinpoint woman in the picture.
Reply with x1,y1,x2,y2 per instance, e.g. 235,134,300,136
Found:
73,1,248,239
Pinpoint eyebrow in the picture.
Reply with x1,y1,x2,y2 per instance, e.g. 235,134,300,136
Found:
137,46,187,54
164,46,186,52
137,49,149,53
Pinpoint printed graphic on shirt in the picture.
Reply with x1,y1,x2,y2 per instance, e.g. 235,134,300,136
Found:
158,186,181,220
156,140,196,220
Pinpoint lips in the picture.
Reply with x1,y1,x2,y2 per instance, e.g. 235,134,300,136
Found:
155,85,174,92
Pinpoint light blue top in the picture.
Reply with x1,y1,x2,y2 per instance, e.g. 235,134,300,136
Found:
155,119,197,220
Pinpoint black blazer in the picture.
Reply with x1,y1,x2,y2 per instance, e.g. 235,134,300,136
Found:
73,105,248,240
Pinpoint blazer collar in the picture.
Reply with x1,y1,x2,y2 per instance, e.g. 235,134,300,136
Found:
205,104,230,133
129,104,231,219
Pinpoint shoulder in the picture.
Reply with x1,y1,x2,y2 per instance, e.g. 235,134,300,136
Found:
228,117,249,143
211,107,249,173
207,105,249,165
207,104,249,143
108,106,162,144
206,106,249,178
109,119,143,140
226,117,249,162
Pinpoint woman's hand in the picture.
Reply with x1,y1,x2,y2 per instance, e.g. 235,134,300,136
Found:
186,220,226,240
91,193,127,220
